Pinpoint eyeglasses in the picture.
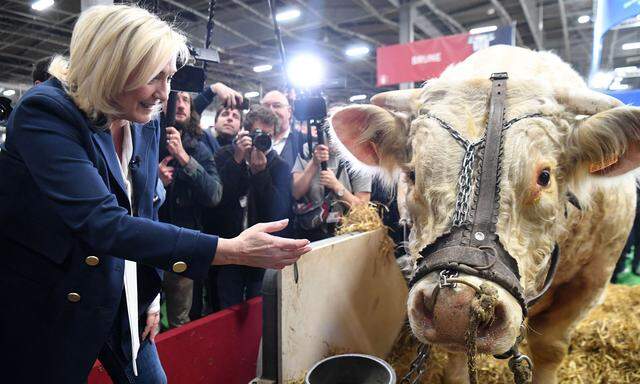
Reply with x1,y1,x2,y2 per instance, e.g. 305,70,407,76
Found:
262,101,289,110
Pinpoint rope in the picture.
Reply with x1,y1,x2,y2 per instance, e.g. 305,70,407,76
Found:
465,282,499,384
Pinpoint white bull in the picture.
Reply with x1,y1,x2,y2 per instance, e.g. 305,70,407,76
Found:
330,45,637,383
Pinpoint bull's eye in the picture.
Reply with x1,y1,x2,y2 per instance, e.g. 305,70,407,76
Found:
537,168,551,187
408,169,416,183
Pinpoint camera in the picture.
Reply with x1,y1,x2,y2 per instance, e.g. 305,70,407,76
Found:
0,97,13,122
250,129,272,152
226,98,250,111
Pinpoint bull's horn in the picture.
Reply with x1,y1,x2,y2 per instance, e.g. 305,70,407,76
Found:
555,87,623,114
370,89,421,112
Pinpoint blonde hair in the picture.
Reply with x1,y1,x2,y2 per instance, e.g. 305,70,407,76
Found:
48,4,188,120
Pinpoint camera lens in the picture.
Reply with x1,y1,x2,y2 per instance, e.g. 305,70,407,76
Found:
253,131,272,152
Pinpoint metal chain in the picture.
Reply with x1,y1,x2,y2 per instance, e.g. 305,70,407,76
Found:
399,343,432,384
423,112,545,228
424,113,481,228
452,144,476,226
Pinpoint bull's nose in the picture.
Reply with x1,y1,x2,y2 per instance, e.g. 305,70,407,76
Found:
432,284,477,343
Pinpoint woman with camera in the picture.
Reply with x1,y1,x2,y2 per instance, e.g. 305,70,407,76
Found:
207,105,292,308
292,140,372,241
0,5,309,383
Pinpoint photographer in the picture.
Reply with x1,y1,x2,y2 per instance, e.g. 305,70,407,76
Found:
158,91,222,328
292,141,372,241
160,81,241,159
0,5,309,383
209,105,292,308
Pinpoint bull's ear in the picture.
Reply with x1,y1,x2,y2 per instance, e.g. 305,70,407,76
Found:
330,104,409,171
371,89,422,113
567,106,640,177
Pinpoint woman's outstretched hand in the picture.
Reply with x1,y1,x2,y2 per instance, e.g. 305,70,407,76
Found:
214,219,311,269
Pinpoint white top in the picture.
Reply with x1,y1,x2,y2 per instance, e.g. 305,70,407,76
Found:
115,123,160,376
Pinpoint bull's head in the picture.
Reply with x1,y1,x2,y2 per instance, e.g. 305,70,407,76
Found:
330,74,639,355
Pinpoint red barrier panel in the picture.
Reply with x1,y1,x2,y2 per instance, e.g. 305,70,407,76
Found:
89,297,263,384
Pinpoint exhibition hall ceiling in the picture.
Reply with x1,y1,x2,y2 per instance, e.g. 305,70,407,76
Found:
0,0,614,102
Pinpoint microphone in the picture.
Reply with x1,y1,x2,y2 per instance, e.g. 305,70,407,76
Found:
129,155,141,170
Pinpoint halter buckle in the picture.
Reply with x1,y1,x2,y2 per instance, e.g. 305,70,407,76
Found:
438,269,459,289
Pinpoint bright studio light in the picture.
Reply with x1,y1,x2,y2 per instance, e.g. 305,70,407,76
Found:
345,46,370,58
469,25,497,35
2,89,15,97
349,94,367,102
31,0,54,11
577,15,591,24
244,91,260,98
276,9,301,22
253,64,272,73
287,54,325,88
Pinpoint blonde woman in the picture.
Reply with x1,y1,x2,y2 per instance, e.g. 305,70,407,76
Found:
0,5,309,383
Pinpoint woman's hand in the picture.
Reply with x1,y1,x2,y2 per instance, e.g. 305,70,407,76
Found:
141,311,161,343
214,219,311,269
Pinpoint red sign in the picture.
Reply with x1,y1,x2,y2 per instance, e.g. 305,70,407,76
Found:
376,26,514,86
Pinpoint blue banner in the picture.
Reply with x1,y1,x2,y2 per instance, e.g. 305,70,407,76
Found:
591,0,640,82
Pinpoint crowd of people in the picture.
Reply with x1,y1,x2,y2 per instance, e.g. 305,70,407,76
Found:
0,6,402,382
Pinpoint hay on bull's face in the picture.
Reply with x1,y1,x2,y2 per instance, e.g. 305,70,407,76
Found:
390,284,640,383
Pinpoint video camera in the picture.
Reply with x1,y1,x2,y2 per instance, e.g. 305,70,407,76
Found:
292,91,329,168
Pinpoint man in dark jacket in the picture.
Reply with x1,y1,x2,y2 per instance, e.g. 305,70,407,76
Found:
208,105,292,308
158,91,223,327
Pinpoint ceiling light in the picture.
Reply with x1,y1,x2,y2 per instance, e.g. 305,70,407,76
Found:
345,46,370,58
577,15,591,24
349,94,367,102
244,91,260,99
275,9,300,22
622,42,640,50
287,54,325,88
253,64,272,73
469,25,498,35
31,0,54,11
486,8,496,16
2,89,15,97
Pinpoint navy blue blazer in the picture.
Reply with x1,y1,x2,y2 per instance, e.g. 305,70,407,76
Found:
0,79,218,383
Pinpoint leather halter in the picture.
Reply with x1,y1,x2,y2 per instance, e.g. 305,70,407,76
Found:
409,73,560,317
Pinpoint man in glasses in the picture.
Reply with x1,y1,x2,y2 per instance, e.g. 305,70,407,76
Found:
261,90,303,169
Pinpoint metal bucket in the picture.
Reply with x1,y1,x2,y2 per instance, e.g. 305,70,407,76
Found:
305,353,396,384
